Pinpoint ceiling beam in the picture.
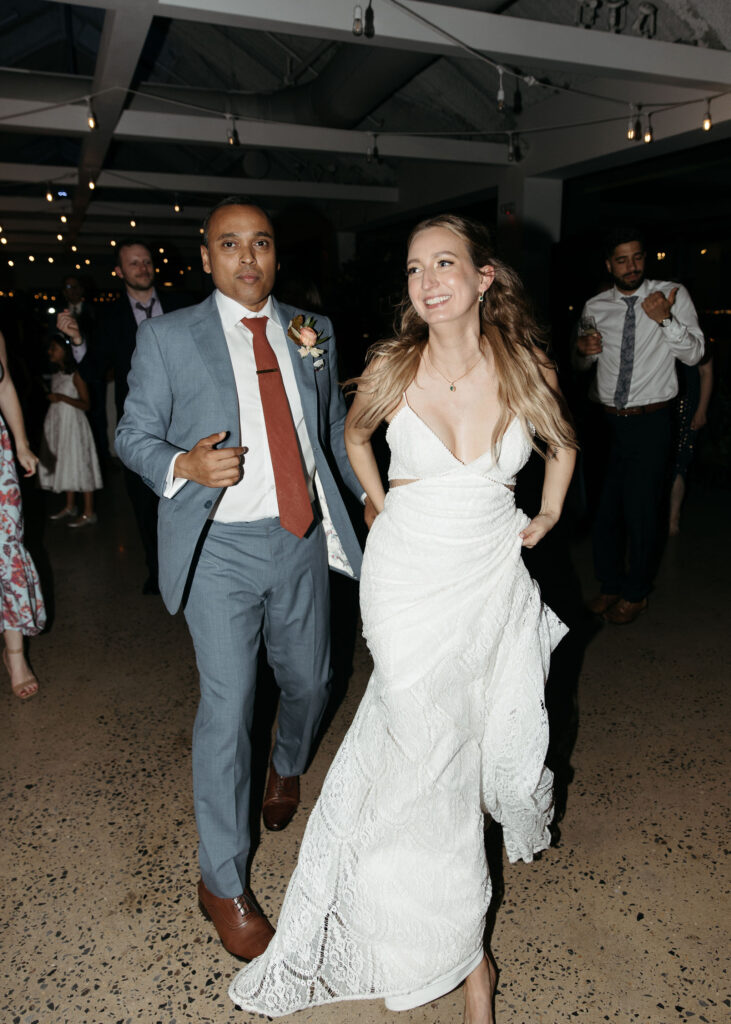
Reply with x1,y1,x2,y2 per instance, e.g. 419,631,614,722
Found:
69,1,156,236
0,97,509,165
0,162,399,203
51,0,731,91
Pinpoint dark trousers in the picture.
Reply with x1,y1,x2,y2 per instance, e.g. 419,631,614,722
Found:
592,408,672,602
123,466,159,582
183,518,331,897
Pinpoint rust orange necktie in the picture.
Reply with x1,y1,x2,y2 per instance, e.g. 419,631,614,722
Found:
243,316,313,538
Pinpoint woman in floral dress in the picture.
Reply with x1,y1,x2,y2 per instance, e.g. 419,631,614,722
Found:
0,330,46,698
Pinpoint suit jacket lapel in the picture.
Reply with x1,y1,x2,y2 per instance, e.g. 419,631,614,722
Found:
189,294,241,445
272,298,319,439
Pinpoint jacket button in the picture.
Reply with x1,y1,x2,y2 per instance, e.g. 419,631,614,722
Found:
204,500,212,509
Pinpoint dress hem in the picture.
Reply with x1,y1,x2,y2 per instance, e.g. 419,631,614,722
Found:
384,946,484,1011
229,946,485,1017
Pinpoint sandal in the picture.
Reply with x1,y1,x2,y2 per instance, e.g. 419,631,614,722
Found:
3,646,39,700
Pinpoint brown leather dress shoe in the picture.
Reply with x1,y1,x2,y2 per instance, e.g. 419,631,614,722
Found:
198,879,274,960
587,592,620,615
262,764,300,831
603,597,648,625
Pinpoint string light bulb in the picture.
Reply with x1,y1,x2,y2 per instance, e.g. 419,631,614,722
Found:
496,66,505,112
60,215,67,223
366,133,380,164
57,233,63,241
227,117,240,146
45,188,53,203
86,97,97,131
173,199,182,213
352,3,363,35
643,114,653,143
130,217,136,228
703,100,712,132
627,105,638,141
88,180,95,190
364,0,375,39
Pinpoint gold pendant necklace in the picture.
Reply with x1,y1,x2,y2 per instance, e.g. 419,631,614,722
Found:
426,346,483,392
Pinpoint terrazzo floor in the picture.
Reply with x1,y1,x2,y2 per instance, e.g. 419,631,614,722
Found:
2,469,729,1024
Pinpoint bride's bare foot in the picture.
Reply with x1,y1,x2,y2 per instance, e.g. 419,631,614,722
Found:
464,953,497,1024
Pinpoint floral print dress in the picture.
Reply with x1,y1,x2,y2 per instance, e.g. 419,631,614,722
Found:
0,416,45,635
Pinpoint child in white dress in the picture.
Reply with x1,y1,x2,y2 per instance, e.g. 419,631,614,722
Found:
38,337,103,527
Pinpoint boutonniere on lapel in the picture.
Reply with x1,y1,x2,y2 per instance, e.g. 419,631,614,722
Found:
287,315,330,360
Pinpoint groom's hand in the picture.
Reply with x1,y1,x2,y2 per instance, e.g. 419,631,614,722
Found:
176,431,247,487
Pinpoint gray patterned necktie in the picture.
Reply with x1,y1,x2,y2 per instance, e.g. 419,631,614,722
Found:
613,296,638,409
136,300,154,319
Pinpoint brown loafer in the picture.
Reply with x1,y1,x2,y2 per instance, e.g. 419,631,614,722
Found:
262,764,300,831
603,597,648,625
587,592,620,615
198,879,274,960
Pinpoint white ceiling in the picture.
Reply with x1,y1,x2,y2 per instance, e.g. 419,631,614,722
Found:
0,0,729,258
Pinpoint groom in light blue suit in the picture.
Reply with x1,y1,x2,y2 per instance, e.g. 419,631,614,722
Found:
116,198,363,960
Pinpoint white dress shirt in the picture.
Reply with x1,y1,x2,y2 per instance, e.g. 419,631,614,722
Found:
574,278,704,406
128,290,163,324
165,290,316,523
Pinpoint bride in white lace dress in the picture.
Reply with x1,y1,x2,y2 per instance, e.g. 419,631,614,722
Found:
229,214,577,1022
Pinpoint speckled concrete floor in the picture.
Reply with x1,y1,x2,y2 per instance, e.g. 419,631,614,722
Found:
2,472,729,1024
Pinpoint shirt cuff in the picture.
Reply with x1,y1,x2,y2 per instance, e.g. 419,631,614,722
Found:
71,341,87,362
163,451,187,498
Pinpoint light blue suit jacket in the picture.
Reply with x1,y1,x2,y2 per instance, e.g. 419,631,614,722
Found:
115,293,363,614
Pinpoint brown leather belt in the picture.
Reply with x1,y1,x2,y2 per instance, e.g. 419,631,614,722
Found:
600,399,673,417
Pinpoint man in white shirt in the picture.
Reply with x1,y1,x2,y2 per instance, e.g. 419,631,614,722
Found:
574,227,704,624
115,199,364,961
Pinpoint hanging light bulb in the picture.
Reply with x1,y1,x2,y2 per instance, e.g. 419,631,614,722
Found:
643,114,653,143
702,100,712,132
60,215,67,223
352,3,363,35
88,180,95,190
86,97,97,131
130,216,136,228
364,0,375,39
45,188,53,203
227,117,240,146
366,133,380,164
507,133,515,162
626,105,637,141
57,233,63,241
173,199,182,213
496,66,505,112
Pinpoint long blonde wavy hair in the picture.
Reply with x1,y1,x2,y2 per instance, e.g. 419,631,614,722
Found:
346,213,577,458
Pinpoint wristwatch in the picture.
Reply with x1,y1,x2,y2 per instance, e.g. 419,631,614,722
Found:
660,315,674,328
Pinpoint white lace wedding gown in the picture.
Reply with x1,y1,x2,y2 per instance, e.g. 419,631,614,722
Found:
229,396,566,1016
